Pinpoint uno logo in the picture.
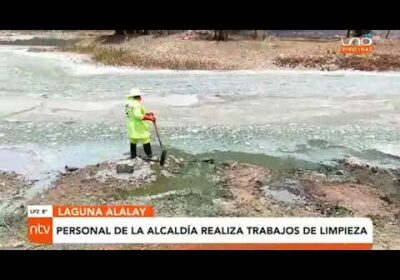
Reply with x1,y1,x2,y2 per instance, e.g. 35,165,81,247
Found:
340,37,374,55
341,37,373,46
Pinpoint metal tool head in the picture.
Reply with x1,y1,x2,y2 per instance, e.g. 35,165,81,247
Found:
160,150,167,166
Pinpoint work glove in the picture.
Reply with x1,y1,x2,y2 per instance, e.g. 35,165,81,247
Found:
143,113,156,122
146,112,156,120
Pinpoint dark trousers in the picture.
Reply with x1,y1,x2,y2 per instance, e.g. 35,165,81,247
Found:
130,143,152,159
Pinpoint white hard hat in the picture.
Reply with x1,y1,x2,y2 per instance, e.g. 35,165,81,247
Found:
126,88,146,97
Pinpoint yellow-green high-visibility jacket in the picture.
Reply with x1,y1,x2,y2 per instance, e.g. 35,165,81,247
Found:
125,98,150,140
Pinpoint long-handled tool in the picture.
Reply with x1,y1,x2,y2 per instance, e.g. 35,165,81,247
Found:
153,121,167,166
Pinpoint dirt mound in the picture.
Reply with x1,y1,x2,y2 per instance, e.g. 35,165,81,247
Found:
217,161,400,249
273,53,400,71
338,54,400,71
222,162,269,204
303,181,399,217
29,158,156,205
2,155,400,249
217,162,318,217
273,54,333,69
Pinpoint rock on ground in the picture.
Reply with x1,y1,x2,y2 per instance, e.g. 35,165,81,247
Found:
29,158,155,205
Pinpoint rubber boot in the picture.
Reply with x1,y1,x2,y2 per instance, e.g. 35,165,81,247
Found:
143,143,152,158
130,143,137,159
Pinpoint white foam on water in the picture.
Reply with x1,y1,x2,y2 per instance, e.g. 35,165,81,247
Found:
0,44,400,171
66,63,142,75
0,35,35,41
0,147,42,178
148,94,200,107
373,143,400,158
67,67,400,77
0,45,29,52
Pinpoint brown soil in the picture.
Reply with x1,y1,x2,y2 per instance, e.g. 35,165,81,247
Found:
216,162,319,217
1,157,400,250
223,162,268,204
29,159,155,205
66,33,340,70
62,32,400,71
374,223,400,249
302,181,399,217
274,53,400,71
0,172,28,200
0,172,30,248
218,162,400,249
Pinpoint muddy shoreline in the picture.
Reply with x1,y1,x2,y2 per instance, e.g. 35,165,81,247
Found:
60,38,400,71
1,150,399,250
6,30,400,72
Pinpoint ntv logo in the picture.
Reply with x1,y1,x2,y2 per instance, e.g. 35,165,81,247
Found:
340,37,374,55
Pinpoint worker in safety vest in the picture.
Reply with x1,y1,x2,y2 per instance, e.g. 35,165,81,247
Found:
125,88,156,159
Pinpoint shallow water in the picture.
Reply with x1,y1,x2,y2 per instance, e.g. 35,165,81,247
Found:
0,45,399,192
